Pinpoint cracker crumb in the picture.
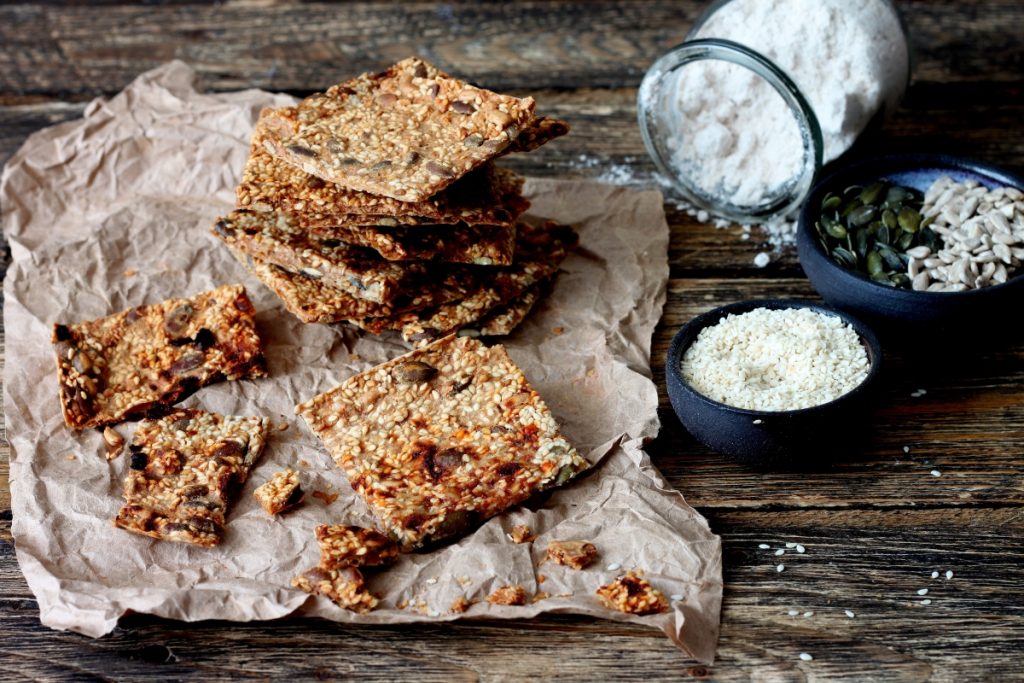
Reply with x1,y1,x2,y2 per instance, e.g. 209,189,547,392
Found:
450,596,473,614
291,566,378,613
487,585,528,606
312,489,340,506
253,469,304,515
66,454,76,461
123,269,138,277
278,422,289,431
596,571,669,615
456,575,472,587
297,459,311,468
546,540,599,570
532,591,551,603
508,524,535,544
538,574,547,584
102,426,125,460
552,326,565,336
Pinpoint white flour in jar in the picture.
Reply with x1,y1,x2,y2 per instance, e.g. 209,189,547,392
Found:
668,0,909,210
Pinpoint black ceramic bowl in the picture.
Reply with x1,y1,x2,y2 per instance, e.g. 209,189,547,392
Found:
797,154,1024,343
665,299,883,469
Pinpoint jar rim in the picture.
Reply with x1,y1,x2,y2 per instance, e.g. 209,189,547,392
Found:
637,38,824,224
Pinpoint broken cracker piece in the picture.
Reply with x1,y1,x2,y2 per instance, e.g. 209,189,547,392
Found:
113,408,270,547
291,565,378,613
53,284,266,431
450,596,473,614
487,585,528,606
315,524,400,568
596,571,669,615
296,335,588,550
253,469,304,515
546,540,599,570
508,524,535,544
103,426,125,460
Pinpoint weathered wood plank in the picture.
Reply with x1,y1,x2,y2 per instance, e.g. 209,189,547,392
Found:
2,507,1021,680
1,1,1022,99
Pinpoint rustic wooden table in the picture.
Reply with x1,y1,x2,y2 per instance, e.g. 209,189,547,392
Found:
2,1,1023,680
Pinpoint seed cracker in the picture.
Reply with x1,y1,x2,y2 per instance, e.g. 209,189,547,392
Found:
291,565,378,613
259,57,539,201
295,335,588,550
473,281,545,337
595,571,669,615
213,210,423,304
113,408,270,547
314,524,400,568
240,124,529,229
53,284,266,431
361,222,575,343
316,221,516,265
228,247,474,325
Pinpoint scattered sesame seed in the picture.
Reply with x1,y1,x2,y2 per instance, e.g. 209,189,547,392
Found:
921,599,932,605
946,570,954,580
803,611,814,618
917,588,929,596
606,562,621,571
845,610,855,618
930,469,942,477
799,653,813,661
754,252,771,268
753,419,764,425
671,593,684,601
903,446,910,453
796,545,806,553
426,578,438,585
777,564,785,572
931,571,939,579
788,609,799,616
775,549,786,556
759,543,771,549
786,542,797,548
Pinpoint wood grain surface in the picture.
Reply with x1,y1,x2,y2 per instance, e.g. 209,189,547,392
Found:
2,1,1024,681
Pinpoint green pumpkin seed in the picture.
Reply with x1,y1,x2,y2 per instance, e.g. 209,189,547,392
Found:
882,209,898,230
854,229,869,258
877,225,891,244
823,219,847,239
859,181,886,205
898,207,921,232
821,193,842,211
866,250,883,275
898,231,914,250
832,247,857,268
849,205,877,226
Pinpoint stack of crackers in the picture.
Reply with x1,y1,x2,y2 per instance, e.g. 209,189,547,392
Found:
212,57,574,344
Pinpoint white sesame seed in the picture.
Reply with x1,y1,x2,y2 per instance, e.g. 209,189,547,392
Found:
796,545,806,553
777,564,785,572
428,610,440,617
606,562,621,571
845,610,855,618
918,588,929,596
799,653,813,661
426,578,438,585
946,570,954,580
788,609,799,616
921,599,932,605
754,252,771,268
753,419,764,425
803,611,814,617
775,549,786,556
930,469,942,477
671,593,684,601
786,542,797,548
903,446,910,453
931,571,939,579
759,543,771,549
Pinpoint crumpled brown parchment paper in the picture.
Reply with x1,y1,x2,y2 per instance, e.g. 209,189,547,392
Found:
1,62,722,662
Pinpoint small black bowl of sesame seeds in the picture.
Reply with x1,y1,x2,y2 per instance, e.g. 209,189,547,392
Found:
665,299,883,469
797,154,1024,344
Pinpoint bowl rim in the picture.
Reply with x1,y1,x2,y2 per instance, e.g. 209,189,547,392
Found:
797,152,1024,298
666,298,883,418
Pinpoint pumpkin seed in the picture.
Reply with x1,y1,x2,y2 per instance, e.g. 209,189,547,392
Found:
898,207,921,232
866,250,883,275
882,209,898,230
849,205,877,226
821,193,842,211
860,181,886,205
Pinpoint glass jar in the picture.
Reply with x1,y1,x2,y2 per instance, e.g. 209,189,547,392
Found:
638,0,911,225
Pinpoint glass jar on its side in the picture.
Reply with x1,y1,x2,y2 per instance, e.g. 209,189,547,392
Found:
638,0,910,225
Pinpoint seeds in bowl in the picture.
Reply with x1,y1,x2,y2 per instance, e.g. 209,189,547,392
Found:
909,176,1024,291
680,307,870,411
814,180,938,289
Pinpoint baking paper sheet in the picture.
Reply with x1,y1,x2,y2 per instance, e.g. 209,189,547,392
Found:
1,62,722,662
